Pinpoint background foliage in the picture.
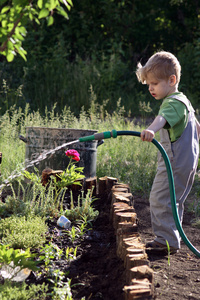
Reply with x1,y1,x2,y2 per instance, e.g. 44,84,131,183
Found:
0,0,200,117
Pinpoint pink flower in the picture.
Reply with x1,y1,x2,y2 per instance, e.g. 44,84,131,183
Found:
65,149,80,162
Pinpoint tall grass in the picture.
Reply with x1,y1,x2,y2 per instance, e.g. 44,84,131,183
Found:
0,96,157,196
0,54,151,117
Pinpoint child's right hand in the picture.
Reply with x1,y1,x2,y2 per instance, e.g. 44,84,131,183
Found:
140,129,155,142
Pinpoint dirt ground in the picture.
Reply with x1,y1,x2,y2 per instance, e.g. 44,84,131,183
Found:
134,195,200,300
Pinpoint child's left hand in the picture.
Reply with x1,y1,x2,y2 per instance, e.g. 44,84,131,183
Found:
140,129,155,142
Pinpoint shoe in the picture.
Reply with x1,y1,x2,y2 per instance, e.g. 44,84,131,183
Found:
145,240,178,255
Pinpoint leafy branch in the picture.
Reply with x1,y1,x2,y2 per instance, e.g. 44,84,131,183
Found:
0,0,73,61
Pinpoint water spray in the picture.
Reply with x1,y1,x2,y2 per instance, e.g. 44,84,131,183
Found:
78,129,200,258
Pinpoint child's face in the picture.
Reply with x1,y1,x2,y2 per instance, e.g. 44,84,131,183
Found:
146,73,176,100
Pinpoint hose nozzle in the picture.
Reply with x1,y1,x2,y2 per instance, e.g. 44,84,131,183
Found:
79,129,117,142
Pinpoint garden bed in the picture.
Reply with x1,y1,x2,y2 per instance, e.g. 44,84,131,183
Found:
1,175,200,300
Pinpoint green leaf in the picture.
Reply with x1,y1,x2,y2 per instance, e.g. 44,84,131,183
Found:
17,47,27,61
15,28,25,41
18,26,27,36
35,18,40,25
6,50,15,62
29,12,33,21
37,0,43,9
38,8,49,19
56,6,69,19
1,20,7,28
7,40,15,50
1,6,10,14
66,0,73,6
49,0,57,10
47,15,54,26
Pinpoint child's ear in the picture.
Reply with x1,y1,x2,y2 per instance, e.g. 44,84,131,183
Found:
169,75,176,86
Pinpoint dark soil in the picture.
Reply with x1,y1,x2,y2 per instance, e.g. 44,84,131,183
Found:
24,189,200,300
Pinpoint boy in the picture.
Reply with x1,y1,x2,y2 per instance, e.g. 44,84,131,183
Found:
136,51,200,254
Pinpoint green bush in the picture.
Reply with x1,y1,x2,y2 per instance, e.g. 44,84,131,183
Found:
0,215,48,249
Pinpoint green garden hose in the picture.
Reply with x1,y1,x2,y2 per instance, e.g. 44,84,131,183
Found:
79,129,200,257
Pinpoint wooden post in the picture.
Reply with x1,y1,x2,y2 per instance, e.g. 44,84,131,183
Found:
98,176,108,198
107,176,118,191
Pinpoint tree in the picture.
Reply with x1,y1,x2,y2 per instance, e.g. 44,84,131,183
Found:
0,0,73,62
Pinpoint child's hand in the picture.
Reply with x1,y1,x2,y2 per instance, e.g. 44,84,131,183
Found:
140,129,155,142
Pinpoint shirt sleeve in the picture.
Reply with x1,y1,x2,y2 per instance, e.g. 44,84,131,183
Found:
158,99,186,128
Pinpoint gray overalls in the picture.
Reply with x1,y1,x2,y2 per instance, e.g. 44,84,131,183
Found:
149,95,199,249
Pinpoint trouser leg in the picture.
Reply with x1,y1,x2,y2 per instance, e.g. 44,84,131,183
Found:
149,167,181,249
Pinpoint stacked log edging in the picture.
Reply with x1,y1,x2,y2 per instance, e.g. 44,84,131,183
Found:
99,176,154,300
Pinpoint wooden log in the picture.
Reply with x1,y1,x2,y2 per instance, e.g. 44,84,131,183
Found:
107,176,118,191
116,225,138,258
120,237,145,261
130,278,154,299
131,278,151,287
117,235,143,260
113,211,137,231
106,177,118,201
125,247,145,256
113,207,135,230
111,193,131,206
41,168,63,186
110,202,130,221
98,176,107,197
116,229,139,256
112,192,134,206
84,176,97,196
123,279,153,300
111,187,129,194
124,253,149,270
113,183,131,193
127,265,154,285
118,222,138,233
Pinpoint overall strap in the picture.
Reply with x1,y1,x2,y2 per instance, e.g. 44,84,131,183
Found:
166,94,195,113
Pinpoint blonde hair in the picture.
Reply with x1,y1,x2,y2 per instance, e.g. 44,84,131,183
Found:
136,51,181,85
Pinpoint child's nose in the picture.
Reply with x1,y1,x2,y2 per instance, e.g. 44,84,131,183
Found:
149,85,153,92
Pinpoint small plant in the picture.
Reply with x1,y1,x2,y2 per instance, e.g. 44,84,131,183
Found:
39,242,64,272
0,215,48,249
54,149,85,189
166,240,170,266
65,188,99,223
65,246,77,262
0,282,49,300
67,226,79,244
0,244,38,280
